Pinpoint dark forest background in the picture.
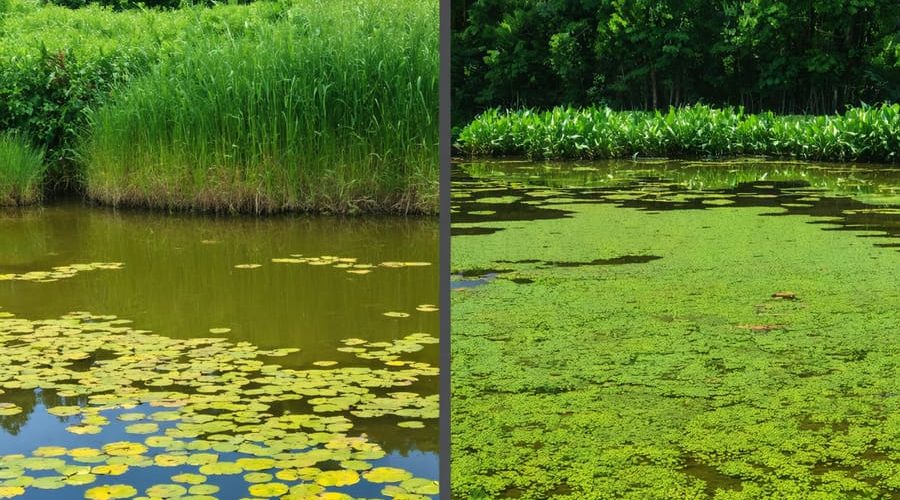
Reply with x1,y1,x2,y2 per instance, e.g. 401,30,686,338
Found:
452,0,900,124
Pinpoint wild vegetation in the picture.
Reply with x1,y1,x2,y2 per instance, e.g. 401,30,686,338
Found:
458,104,899,163
452,161,899,498
0,132,45,206
452,0,899,123
0,0,437,213
83,0,437,214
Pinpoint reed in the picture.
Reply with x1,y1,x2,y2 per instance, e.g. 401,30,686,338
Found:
82,0,438,214
458,104,899,163
0,132,46,206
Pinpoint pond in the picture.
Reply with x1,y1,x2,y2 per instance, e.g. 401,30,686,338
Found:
0,201,439,499
451,159,899,499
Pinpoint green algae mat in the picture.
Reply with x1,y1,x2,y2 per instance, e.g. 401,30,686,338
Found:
0,202,439,499
451,159,899,499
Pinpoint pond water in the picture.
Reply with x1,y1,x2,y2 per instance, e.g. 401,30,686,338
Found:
0,201,439,499
451,159,899,499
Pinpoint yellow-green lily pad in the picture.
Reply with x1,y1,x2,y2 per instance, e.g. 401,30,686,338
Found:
84,484,138,499
247,482,289,497
364,467,413,483
316,470,360,487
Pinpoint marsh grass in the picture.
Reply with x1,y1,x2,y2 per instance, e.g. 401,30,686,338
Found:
0,132,46,206
458,104,899,163
82,0,438,215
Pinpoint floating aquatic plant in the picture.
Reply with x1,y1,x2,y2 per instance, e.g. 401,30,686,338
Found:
452,160,899,498
270,255,433,277
0,263,124,283
0,311,440,498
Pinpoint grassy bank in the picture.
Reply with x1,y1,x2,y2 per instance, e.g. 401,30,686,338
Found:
0,0,438,214
83,0,437,214
458,104,899,163
0,133,45,206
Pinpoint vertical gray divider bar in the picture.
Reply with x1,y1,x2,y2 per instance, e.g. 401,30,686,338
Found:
438,0,451,495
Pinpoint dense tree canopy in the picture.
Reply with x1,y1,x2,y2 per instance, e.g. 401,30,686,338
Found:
452,0,900,124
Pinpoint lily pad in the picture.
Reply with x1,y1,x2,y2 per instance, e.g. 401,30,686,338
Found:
315,470,360,487
364,467,413,483
247,482,289,497
84,484,138,499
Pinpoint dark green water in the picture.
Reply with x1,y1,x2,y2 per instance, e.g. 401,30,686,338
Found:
452,159,899,499
0,201,438,499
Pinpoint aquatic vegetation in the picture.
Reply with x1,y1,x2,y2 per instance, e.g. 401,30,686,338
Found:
452,161,899,498
0,262,124,283
270,255,434,277
81,0,438,215
0,133,45,206
0,310,439,498
458,104,900,163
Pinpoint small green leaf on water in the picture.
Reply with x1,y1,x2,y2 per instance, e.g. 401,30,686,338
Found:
0,403,22,416
198,462,242,475
46,406,81,417
397,421,425,429
154,455,188,467
31,476,66,489
188,483,219,495
33,446,67,457
102,442,147,456
363,467,413,483
247,482,289,497
234,264,261,269
124,422,158,434
235,457,274,471
315,470,360,487
171,473,206,485
83,484,138,499
401,478,440,495
209,328,231,334
243,472,273,483
91,464,128,476
0,486,24,498
145,484,187,497
383,312,410,318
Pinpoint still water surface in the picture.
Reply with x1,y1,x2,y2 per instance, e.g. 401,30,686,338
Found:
0,202,438,499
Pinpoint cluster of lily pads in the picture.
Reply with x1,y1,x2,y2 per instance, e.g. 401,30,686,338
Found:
233,256,432,276
0,262,124,283
0,311,439,499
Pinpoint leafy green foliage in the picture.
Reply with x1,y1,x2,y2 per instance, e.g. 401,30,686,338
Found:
82,0,438,214
0,0,437,213
452,0,900,123
458,104,900,163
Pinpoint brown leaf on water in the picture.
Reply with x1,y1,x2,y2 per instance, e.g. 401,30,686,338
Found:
737,323,785,332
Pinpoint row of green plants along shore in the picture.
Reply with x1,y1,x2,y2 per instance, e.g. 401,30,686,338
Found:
0,0,438,214
457,104,899,163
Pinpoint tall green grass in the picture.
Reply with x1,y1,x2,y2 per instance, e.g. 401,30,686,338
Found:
82,0,438,214
0,132,46,205
458,104,899,163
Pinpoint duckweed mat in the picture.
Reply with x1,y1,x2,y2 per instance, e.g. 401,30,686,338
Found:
451,159,899,499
